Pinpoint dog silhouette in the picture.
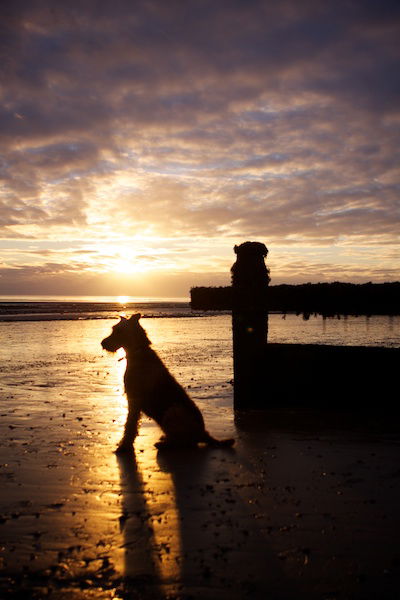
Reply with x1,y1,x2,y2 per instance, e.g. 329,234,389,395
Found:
101,314,234,452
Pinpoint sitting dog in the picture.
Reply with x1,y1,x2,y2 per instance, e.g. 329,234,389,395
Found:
101,314,235,453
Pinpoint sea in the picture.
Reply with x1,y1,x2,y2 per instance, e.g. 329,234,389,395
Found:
0,295,399,347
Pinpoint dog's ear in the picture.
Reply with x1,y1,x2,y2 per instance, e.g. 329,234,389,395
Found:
129,313,141,322
119,315,127,321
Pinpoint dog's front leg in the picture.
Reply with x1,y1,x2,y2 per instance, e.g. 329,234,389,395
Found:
116,401,140,453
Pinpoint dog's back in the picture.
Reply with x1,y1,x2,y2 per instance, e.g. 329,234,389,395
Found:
124,344,204,432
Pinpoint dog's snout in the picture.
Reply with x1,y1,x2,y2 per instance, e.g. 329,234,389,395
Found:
101,336,111,350
101,334,120,353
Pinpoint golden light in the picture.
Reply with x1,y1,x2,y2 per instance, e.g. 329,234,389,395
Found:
107,249,158,276
84,240,187,284
113,258,142,275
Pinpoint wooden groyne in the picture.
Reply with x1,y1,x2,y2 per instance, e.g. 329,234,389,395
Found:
262,343,399,409
191,281,400,317
191,242,399,410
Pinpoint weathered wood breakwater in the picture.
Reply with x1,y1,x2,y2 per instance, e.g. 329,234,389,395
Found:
191,242,400,410
259,343,399,409
191,281,400,317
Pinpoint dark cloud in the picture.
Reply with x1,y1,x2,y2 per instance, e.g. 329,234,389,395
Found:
3,0,399,130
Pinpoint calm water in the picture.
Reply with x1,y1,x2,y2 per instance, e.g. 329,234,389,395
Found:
0,297,399,347
1,310,398,448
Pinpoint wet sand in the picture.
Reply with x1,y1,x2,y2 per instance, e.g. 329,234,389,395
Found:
1,319,399,599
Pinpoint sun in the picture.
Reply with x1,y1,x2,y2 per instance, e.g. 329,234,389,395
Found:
113,259,139,275
88,242,162,277
112,254,155,276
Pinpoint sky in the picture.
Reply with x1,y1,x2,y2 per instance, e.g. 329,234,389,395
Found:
1,0,399,298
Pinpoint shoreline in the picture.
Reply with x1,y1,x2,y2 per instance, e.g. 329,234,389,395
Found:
1,317,399,598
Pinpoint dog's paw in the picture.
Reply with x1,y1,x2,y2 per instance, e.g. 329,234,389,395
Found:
115,443,133,454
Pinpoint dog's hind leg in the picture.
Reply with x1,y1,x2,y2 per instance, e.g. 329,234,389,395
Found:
115,403,140,454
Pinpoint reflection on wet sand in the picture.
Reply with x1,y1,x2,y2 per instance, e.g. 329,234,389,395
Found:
117,409,400,600
117,433,295,599
154,446,295,600
2,317,400,599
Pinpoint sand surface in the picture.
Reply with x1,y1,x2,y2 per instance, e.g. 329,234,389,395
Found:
1,319,399,599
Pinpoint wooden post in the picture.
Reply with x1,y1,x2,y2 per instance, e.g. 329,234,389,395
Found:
231,242,270,410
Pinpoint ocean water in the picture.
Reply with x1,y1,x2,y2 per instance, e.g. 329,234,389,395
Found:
0,296,399,347
1,298,398,456
0,299,398,433
0,297,193,320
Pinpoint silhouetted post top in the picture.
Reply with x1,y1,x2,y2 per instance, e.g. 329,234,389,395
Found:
231,241,270,312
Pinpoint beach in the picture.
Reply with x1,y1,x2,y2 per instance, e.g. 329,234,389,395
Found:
1,313,400,599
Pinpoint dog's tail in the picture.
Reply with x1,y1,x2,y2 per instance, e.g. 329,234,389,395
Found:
203,432,235,447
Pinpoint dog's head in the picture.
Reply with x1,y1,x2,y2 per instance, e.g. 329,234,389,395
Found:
101,313,151,352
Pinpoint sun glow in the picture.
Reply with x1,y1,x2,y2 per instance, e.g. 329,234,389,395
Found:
93,248,159,277
84,239,194,291
113,258,147,275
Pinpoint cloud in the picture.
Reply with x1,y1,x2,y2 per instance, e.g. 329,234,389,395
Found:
0,0,399,292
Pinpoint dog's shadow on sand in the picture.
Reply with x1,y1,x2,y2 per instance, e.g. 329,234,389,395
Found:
116,451,163,597
117,447,223,597
117,443,294,600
